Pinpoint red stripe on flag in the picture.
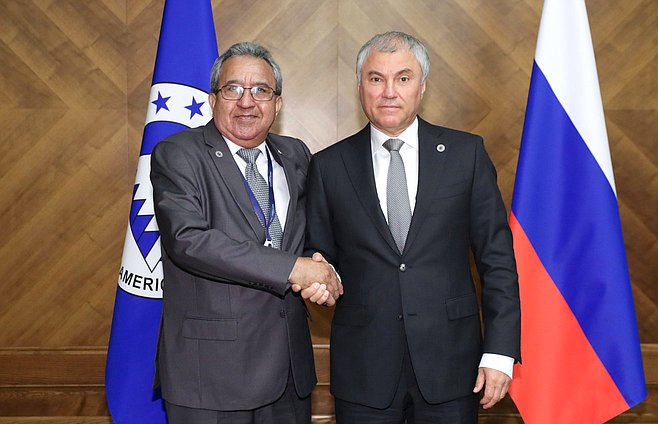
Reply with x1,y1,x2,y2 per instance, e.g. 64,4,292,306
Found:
508,212,629,423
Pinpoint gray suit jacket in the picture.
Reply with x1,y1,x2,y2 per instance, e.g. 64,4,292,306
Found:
151,120,316,410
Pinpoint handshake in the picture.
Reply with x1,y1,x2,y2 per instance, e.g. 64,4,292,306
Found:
289,252,343,306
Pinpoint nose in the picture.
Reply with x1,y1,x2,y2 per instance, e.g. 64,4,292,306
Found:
237,89,256,107
382,80,396,98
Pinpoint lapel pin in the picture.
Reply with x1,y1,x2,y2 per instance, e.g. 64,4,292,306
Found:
436,144,446,152
215,150,223,158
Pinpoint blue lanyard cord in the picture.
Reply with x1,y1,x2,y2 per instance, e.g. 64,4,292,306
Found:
240,148,276,244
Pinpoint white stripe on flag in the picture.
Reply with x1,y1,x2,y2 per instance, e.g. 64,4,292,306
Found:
535,0,616,195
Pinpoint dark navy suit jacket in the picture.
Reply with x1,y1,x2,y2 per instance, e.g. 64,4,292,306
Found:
305,117,520,408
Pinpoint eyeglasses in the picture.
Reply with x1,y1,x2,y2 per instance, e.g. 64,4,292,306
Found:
216,84,277,101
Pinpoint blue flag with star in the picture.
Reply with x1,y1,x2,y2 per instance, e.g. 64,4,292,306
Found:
105,0,218,422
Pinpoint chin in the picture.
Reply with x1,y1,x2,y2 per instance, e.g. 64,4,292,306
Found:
376,119,404,130
238,132,268,145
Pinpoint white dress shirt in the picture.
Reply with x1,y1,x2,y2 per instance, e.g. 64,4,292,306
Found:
371,119,419,219
224,137,290,231
369,118,514,379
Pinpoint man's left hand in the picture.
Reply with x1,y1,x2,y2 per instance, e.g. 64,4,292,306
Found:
473,367,511,409
299,282,335,306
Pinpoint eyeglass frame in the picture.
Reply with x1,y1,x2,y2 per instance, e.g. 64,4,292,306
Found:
215,84,279,101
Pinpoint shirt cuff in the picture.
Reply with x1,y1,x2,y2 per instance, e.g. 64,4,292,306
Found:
479,353,514,379
328,263,342,282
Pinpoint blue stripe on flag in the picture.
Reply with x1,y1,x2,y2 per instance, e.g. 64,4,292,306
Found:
152,1,218,91
511,62,646,406
140,122,188,156
106,288,165,422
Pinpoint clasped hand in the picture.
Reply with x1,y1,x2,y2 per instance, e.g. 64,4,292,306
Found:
289,252,343,306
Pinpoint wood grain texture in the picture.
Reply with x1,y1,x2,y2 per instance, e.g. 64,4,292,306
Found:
0,346,656,420
0,0,655,420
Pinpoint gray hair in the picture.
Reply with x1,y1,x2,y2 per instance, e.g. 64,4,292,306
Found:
210,42,283,95
356,31,430,83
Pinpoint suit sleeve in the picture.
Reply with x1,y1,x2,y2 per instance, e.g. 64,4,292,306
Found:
304,154,339,267
151,139,297,296
469,138,521,362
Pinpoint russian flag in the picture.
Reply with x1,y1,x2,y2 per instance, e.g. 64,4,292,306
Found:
105,1,218,422
507,0,647,422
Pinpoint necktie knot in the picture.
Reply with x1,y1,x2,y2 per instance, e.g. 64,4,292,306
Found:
384,138,404,152
237,148,261,164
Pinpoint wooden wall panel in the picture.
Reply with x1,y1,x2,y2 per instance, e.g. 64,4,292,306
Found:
211,0,339,153
592,0,658,346
0,0,656,420
0,346,656,422
0,0,130,349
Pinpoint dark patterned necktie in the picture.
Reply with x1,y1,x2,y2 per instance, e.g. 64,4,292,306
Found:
383,138,412,254
237,148,283,249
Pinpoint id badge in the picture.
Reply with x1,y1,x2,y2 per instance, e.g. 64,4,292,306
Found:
264,239,274,248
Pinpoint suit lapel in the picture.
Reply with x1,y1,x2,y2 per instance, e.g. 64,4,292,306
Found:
341,126,399,254
405,118,449,250
203,122,264,241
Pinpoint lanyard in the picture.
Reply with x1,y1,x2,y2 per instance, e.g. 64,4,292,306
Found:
240,148,276,247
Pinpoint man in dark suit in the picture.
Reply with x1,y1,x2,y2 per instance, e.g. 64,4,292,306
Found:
151,42,341,424
305,31,521,423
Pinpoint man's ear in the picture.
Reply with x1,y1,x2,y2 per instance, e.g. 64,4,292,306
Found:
275,95,283,117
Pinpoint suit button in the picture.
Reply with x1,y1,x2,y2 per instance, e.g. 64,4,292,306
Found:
399,263,407,272
397,314,403,321
279,310,286,318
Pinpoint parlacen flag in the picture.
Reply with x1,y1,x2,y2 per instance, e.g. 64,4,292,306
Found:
105,1,218,422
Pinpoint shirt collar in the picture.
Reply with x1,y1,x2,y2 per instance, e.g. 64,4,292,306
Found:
223,136,268,159
370,117,419,153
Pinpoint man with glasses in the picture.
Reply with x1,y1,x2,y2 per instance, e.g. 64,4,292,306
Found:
151,42,342,424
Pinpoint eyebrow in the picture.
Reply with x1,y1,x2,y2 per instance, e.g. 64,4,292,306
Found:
224,79,272,87
367,68,415,77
